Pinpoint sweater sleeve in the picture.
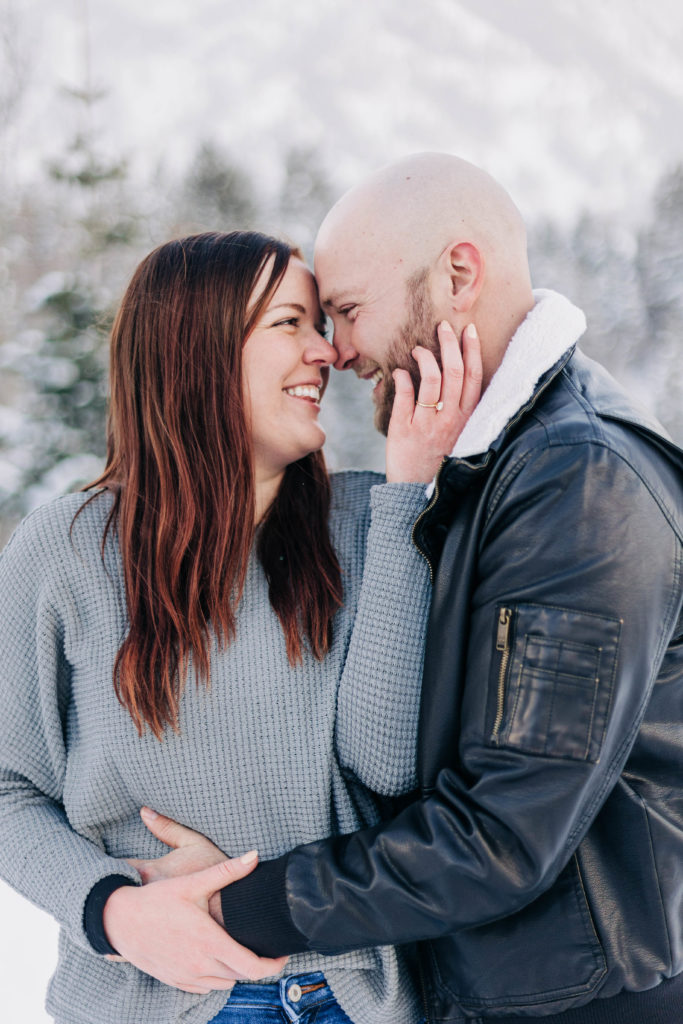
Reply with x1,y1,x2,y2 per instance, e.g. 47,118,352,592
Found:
334,481,431,796
0,513,140,954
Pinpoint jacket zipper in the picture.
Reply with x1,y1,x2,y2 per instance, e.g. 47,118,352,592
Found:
491,606,512,742
410,462,446,584
417,954,432,1024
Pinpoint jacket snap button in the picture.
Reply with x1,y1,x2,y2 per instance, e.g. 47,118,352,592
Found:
287,983,303,1002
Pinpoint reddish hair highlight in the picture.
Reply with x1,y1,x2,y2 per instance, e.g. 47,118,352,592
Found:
80,232,342,738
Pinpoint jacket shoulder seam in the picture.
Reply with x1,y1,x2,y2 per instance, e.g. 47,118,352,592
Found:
487,435,682,541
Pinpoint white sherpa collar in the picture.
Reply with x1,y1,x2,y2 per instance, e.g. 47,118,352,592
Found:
450,288,586,460
424,289,586,498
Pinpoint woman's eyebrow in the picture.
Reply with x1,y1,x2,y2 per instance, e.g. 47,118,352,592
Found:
267,302,307,313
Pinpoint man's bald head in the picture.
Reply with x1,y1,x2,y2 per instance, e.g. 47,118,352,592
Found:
317,152,528,285
315,152,535,398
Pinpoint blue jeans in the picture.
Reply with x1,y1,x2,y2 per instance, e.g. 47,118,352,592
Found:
207,972,354,1024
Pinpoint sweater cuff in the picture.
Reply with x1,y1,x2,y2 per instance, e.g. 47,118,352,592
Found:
369,481,428,518
84,875,139,954
219,854,310,958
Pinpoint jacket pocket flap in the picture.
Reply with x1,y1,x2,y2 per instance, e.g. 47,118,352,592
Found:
491,603,621,763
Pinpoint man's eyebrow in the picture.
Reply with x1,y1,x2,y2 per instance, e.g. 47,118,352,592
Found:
321,293,355,311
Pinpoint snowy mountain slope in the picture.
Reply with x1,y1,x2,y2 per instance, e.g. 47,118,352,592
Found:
9,0,683,222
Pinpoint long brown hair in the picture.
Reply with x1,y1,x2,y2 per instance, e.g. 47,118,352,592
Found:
82,231,342,739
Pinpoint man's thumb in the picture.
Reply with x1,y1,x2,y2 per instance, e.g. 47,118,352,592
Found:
190,851,259,896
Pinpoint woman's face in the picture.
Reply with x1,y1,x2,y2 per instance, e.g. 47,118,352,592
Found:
243,257,336,480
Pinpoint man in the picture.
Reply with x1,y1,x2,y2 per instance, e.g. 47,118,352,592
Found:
102,154,683,1021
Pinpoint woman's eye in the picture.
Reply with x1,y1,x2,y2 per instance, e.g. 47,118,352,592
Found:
273,317,299,328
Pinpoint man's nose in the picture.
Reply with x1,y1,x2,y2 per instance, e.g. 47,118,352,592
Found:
331,328,358,371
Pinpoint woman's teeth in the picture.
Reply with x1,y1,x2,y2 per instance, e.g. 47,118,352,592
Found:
284,385,320,402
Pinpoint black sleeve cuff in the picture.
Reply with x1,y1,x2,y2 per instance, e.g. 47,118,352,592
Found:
219,854,310,958
83,875,139,954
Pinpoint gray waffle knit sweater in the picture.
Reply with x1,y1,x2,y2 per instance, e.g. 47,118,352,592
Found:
0,472,430,1024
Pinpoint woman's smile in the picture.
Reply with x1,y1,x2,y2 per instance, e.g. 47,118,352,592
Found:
282,381,322,404
243,257,335,480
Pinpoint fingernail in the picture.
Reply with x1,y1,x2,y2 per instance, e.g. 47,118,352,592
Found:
240,849,258,865
466,323,478,338
440,320,453,332
140,807,158,821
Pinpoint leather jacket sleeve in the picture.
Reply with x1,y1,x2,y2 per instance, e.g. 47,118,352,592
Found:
220,437,683,957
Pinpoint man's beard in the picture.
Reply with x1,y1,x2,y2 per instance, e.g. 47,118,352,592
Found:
375,268,440,436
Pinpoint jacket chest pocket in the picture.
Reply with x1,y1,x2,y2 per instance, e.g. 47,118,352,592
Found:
490,603,621,763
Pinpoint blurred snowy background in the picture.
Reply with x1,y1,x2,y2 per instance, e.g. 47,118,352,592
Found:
1,0,683,1019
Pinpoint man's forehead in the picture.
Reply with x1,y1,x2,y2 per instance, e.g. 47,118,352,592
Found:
315,250,368,309
316,246,389,310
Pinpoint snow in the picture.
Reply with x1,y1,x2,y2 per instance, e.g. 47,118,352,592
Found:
0,883,57,1023
23,454,105,511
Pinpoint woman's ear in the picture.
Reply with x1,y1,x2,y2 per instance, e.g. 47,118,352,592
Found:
436,242,484,313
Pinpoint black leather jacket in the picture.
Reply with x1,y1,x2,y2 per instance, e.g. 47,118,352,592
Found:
222,350,683,1021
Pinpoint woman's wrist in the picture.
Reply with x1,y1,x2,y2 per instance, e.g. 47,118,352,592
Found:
370,480,430,520
84,875,139,954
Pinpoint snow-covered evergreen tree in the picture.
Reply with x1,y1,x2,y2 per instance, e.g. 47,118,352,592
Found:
0,85,139,527
177,141,259,233
637,165,683,441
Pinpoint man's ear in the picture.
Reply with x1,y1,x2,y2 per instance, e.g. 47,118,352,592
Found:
436,242,484,313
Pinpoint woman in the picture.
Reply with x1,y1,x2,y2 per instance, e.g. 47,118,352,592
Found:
0,231,478,1024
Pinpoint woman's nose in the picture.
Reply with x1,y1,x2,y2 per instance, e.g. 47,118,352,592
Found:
304,330,338,365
